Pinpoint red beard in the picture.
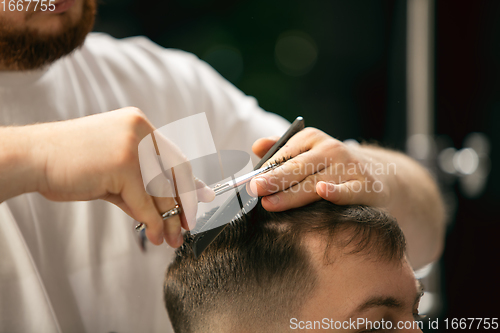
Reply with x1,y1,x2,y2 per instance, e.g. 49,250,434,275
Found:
0,0,96,70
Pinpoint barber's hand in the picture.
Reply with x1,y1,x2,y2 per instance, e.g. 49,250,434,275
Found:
250,128,392,211
30,108,212,247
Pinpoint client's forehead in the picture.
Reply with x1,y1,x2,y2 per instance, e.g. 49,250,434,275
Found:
300,233,417,322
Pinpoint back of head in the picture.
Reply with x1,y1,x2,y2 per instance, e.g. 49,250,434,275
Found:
165,200,406,333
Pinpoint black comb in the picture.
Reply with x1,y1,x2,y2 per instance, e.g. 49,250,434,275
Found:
191,116,305,258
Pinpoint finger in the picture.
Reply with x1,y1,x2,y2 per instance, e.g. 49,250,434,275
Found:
121,175,165,245
142,167,184,244
172,163,199,231
194,177,216,203
252,136,280,158
102,192,183,246
176,177,215,232
316,180,368,206
260,128,328,167
153,196,183,248
260,174,322,212
177,190,198,231
249,145,330,197
153,127,199,232
316,181,343,204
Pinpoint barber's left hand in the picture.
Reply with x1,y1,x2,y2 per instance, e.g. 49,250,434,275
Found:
250,128,392,211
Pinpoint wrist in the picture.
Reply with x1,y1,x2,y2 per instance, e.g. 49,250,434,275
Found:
0,126,45,201
354,144,401,209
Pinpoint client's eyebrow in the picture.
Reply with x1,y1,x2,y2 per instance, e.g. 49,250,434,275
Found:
348,281,424,318
350,297,403,317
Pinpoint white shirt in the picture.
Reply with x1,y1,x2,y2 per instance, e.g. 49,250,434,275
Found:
0,33,289,333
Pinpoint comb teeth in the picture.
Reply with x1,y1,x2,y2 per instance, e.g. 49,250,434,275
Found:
190,161,285,252
191,207,220,234
191,197,258,235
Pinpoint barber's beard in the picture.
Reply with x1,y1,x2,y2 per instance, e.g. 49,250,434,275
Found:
0,0,96,71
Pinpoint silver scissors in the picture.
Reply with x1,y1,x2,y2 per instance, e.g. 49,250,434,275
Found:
134,161,281,233
210,162,281,196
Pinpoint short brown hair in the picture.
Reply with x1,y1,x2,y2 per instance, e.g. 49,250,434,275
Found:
165,200,406,333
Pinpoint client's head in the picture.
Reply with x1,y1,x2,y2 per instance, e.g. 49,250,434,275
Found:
165,200,423,333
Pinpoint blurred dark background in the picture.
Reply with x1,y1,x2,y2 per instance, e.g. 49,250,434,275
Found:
94,0,499,330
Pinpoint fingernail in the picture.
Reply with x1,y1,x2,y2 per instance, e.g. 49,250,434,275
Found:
329,183,339,192
266,195,279,205
318,181,330,189
255,177,267,190
318,181,328,191
247,181,257,197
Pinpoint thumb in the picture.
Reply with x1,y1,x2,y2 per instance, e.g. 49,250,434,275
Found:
194,177,216,203
252,136,280,158
316,181,364,206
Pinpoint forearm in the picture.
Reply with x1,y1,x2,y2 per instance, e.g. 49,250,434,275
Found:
358,144,446,269
0,126,41,203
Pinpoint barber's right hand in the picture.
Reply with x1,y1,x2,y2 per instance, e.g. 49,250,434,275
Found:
26,107,202,247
